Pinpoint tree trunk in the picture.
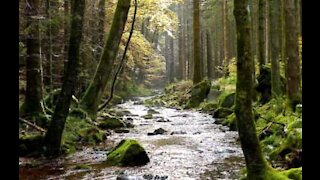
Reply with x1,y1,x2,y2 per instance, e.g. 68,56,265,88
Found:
258,0,266,74
44,0,86,156
285,0,301,109
23,0,43,116
178,5,185,80
192,0,202,84
223,0,229,77
169,35,175,83
80,0,131,119
206,29,213,80
95,0,106,61
63,0,70,77
269,0,282,97
234,0,269,178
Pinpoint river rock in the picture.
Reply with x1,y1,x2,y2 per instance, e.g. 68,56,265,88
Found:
147,108,160,114
219,92,235,108
106,139,150,166
114,129,130,133
142,114,153,119
185,80,211,108
154,117,170,122
212,107,233,118
148,128,167,136
170,131,187,135
98,117,126,130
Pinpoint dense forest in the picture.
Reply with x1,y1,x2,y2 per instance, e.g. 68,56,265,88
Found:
19,0,302,179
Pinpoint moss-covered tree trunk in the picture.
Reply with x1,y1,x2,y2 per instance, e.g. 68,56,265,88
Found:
178,5,185,80
258,0,266,74
44,0,85,156
234,0,269,178
192,0,202,84
80,0,131,119
95,0,106,61
285,0,301,109
22,0,43,117
206,29,213,80
269,0,282,98
223,0,229,78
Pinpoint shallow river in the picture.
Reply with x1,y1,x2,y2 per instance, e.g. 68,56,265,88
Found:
19,97,245,180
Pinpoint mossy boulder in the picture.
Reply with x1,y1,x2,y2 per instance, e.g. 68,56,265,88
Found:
222,114,237,131
79,127,106,145
19,134,44,157
219,92,235,108
212,107,234,118
106,139,150,166
185,80,211,108
98,117,125,129
199,101,218,112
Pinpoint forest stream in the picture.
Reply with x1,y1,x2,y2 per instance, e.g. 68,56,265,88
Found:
19,96,245,180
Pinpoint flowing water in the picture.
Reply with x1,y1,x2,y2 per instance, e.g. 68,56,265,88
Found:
19,97,245,180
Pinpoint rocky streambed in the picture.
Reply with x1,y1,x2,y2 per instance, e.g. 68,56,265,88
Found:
19,97,245,180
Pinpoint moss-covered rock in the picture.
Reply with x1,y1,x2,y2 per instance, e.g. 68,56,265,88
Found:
98,117,126,129
207,89,222,102
199,101,218,112
79,127,106,145
222,113,237,131
219,92,235,108
106,139,150,166
185,80,211,108
212,107,233,118
19,134,44,157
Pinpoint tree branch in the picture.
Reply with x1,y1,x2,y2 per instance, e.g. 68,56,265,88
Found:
19,117,47,133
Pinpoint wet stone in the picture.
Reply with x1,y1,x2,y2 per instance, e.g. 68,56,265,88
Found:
170,131,187,135
148,128,167,136
114,129,130,133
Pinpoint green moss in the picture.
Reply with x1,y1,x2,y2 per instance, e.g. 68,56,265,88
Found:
199,101,218,112
19,134,45,156
106,139,150,166
185,80,211,109
98,117,125,129
79,127,106,145
60,115,97,155
222,113,237,131
281,167,302,180
69,108,88,120
219,92,236,108
212,107,233,118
